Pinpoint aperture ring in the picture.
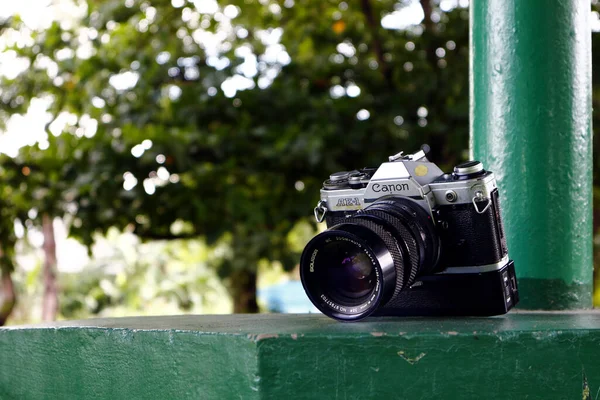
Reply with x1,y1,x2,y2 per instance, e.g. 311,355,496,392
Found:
355,210,420,293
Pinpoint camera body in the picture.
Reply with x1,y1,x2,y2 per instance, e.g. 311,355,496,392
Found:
301,148,519,321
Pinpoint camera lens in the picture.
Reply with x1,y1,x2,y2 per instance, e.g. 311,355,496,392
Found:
300,197,439,321
300,224,396,321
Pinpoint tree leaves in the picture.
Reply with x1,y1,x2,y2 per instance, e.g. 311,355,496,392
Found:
0,0,473,310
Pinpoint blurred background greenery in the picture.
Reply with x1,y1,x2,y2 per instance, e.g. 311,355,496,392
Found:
0,0,599,325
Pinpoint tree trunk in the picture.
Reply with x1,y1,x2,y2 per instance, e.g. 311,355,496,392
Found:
0,272,15,326
419,0,433,31
360,0,391,83
230,269,258,313
0,245,16,326
42,214,58,322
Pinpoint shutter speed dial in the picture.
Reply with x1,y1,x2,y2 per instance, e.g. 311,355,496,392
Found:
453,161,484,179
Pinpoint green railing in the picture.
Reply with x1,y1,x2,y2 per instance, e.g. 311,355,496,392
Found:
2,313,600,399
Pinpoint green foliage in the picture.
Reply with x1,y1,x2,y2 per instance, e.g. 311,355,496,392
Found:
60,232,231,319
0,0,472,311
8,230,230,323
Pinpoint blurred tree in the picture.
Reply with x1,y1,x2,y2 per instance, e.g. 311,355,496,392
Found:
0,0,472,318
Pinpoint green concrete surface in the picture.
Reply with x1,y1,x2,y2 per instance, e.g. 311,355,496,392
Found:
470,0,593,308
2,313,600,399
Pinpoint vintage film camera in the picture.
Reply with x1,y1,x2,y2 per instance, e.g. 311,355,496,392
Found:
300,146,519,321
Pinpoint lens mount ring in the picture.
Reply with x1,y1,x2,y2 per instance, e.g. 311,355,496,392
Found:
365,197,440,274
300,225,396,321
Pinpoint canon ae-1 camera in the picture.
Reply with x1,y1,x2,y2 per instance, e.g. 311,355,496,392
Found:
300,146,519,321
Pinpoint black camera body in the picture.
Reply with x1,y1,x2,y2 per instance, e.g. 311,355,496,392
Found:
300,148,518,321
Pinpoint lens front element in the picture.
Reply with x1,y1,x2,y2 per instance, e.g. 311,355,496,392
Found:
321,241,376,305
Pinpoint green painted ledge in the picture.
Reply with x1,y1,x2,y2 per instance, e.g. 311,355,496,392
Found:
2,312,600,399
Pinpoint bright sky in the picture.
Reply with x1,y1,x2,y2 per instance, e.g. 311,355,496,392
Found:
0,0,86,157
0,0,85,30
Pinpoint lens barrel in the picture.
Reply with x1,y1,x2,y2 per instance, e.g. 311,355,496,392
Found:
300,197,438,321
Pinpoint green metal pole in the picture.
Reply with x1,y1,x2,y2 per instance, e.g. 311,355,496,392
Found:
470,0,593,309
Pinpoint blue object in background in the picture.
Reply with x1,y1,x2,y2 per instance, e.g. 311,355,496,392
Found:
258,280,320,314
